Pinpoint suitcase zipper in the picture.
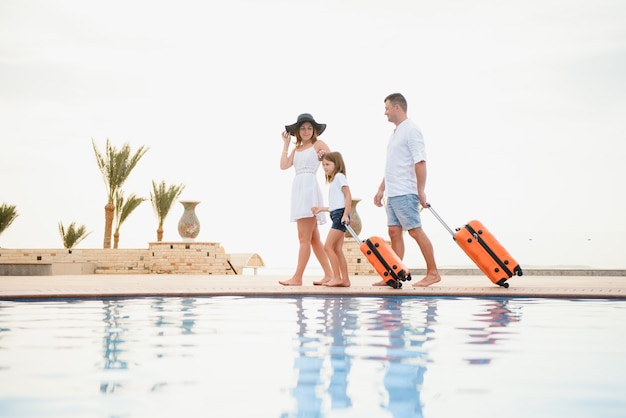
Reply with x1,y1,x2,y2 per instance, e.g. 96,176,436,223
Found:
464,224,513,278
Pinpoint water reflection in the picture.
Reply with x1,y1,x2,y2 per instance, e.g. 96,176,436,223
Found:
101,301,127,370
282,297,523,417
149,297,198,336
325,297,353,410
100,300,127,394
283,297,437,417
285,297,356,417
459,298,522,365
378,298,437,418
1,297,624,418
99,297,199,394
40,296,527,413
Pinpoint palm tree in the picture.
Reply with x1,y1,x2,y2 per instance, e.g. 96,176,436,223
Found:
113,190,146,249
92,138,149,249
0,203,19,241
150,180,185,242
58,221,91,249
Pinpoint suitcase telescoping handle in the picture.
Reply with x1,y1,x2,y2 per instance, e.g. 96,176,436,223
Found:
344,223,363,246
424,204,456,237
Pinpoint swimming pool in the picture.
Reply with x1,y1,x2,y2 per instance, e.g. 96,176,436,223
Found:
0,296,624,418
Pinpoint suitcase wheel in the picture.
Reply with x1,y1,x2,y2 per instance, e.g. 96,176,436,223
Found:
385,279,401,289
497,279,510,288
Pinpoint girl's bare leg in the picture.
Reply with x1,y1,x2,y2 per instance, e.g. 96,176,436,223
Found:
321,230,341,283
323,229,351,287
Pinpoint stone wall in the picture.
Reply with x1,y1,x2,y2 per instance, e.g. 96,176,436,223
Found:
0,239,380,276
0,242,236,275
148,242,232,275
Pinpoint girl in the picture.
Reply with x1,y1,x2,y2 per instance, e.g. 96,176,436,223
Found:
312,152,352,287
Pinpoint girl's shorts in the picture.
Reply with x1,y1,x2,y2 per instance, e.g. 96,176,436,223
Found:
330,208,348,232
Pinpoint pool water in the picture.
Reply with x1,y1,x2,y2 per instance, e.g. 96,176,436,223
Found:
0,296,624,418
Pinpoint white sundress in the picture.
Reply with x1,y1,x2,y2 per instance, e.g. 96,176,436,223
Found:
290,146,326,224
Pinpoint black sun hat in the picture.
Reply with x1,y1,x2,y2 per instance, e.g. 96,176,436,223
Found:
285,113,327,137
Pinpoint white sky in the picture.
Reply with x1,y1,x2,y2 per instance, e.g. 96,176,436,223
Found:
1,0,625,270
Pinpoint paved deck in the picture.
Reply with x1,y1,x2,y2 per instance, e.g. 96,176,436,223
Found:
1,274,625,299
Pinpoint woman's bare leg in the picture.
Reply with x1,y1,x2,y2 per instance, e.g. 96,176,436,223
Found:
280,217,319,286
311,223,334,285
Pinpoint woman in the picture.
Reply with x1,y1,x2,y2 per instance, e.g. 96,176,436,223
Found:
279,113,334,286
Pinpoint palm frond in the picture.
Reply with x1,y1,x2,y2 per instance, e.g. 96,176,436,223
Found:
0,203,19,235
150,180,186,228
92,138,149,203
114,191,146,232
93,138,149,249
58,221,91,249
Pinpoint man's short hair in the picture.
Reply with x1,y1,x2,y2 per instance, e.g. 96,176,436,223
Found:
385,93,407,112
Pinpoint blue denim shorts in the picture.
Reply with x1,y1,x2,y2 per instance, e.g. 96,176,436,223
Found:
330,208,348,232
385,194,422,230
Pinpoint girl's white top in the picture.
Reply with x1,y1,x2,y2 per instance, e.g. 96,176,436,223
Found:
329,173,349,211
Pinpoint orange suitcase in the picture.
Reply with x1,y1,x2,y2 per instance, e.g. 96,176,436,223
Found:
427,205,522,287
345,224,411,288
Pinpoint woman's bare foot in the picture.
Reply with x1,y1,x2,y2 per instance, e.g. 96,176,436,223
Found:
412,273,441,287
324,278,351,287
371,280,387,286
279,278,303,286
313,277,333,286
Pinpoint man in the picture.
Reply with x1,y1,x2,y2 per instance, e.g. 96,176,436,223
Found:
373,93,441,287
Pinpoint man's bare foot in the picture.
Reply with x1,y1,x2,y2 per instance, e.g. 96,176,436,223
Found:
371,280,387,286
324,278,351,287
313,277,333,286
412,273,441,287
279,278,303,286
